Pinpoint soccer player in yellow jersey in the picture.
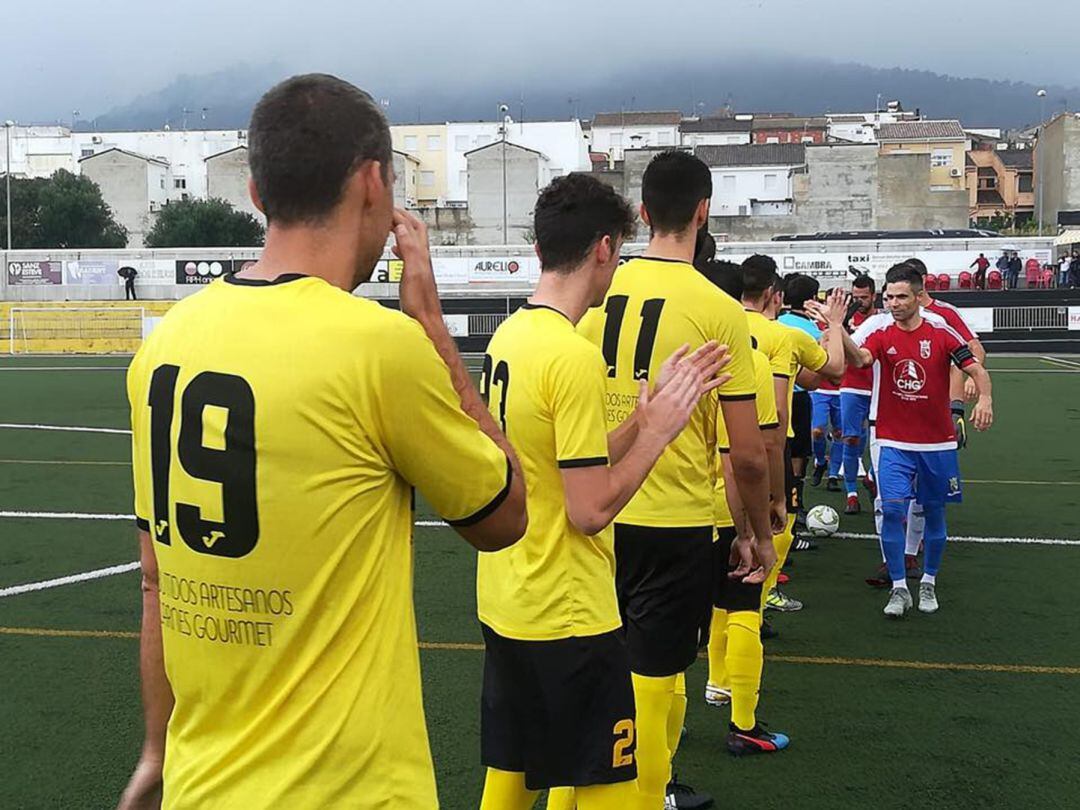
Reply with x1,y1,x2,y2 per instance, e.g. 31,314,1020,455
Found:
117,75,528,810
740,257,843,616
697,260,793,755
478,175,730,810
578,152,775,810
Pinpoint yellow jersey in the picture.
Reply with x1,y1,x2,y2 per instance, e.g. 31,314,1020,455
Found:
744,309,792,381
778,322,829,438
715,348,779,527
477,304,620,641
127,273,510,810
578,257,756,528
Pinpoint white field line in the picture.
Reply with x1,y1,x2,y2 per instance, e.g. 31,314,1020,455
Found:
0,513,1076,545
0,511,136,520
834,531,1080,546
0,518,1075,600
1042,356,1080,370
0,562,140,598
0,423,130,435
990,369,1080,374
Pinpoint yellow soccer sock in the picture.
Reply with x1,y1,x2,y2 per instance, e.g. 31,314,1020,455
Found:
546,787,576,810
725,610,763,732
479,768,538,810
707,609,730,690
631,672,677,809
761,515,796,611
666,672,688,758
575,780,639,809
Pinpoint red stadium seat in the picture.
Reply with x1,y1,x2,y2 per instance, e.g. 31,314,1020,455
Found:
1041,269,1055,288
924,274,938,291
987,269,1003,290
958,271,973,289
1025,260,1042,288
936,273,951,291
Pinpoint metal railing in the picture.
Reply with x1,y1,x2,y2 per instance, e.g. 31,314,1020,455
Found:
992,306,1069,331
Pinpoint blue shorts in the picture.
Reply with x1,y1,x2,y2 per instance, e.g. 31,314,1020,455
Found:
878,446,963,505
811,393,841,433
839,392,871,439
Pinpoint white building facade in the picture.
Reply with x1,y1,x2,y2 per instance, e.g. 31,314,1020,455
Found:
589,112,682,161
445,119,588,205
71,129,248,202
1,126,75,178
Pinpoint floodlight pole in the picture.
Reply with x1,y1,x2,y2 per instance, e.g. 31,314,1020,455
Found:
4,120,14,251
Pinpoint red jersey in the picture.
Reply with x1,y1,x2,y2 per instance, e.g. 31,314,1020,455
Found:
925,299,976,342
855,318,975,450
840,309,875,395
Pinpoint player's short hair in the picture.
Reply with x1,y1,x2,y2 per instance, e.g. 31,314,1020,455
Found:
885,262,924,290
741,254,779,297
903,257,928,277
249,74,392,225
699,259,743,299
533,173,636,272
852,274,876,294
641,151,712,235
783,273,819,309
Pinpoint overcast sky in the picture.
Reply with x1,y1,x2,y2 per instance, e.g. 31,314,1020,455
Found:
3,0,1078,122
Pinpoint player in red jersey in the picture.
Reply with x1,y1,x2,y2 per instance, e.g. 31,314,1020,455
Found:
902,259,987,447
836,264,993,618
837,275,878,514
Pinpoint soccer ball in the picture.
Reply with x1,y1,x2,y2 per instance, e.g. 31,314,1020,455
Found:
806,505,840,537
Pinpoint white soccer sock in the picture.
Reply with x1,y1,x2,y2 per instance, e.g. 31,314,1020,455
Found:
921,573,936,585
892,580,909,591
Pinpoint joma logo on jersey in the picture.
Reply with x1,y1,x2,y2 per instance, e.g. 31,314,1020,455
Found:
893,359,926,394
919,339,932,359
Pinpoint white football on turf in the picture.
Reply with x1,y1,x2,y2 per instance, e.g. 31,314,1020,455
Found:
806,504,840,537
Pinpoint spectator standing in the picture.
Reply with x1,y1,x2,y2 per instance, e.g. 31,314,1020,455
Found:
1068,252,1080,288
118,265,138,300
1059,254,1071,287
1007,253,1022,289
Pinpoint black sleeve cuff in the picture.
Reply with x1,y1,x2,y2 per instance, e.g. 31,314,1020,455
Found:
446,456,513,527
772,373,793,380
558,456,608,469
718,393,757,402
760,422,781,430
135,517,150,531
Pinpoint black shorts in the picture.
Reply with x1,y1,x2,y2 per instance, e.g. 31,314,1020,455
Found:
713,527,763,612
480,625,637,790
614,524,714,677
785,441,799,512
790,390,812,459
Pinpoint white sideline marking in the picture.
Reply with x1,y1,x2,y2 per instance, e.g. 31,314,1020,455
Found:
1042,356,1080,370
834,531,1080,546
0,367,128,372
0,519,1075,600
0,562,140,598
0,511,136,520
0,423,131,435
0,513,1075,546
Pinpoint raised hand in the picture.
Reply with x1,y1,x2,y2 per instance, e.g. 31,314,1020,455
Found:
392,208,441,321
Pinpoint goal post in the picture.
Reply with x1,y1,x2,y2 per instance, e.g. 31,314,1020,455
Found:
8,306,146,355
